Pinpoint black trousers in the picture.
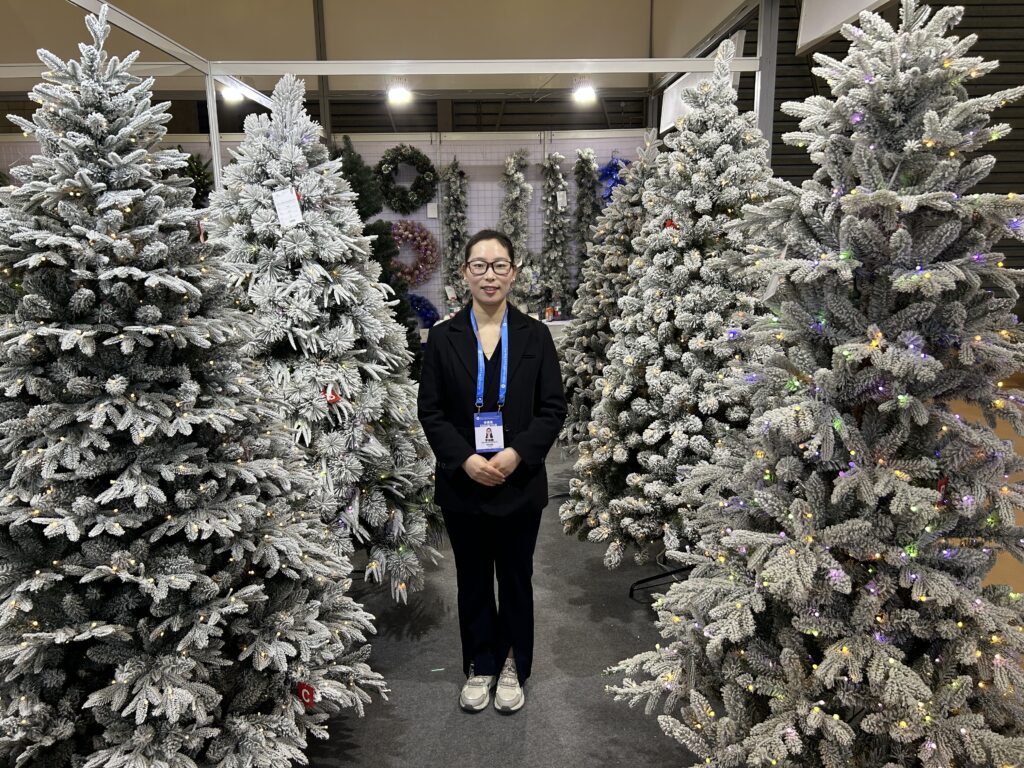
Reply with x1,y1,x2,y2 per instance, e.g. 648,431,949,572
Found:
442,503,544,685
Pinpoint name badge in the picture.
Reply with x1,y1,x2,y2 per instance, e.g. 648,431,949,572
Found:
474,411,505,453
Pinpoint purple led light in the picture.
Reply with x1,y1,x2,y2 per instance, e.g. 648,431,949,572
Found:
851,111,865,124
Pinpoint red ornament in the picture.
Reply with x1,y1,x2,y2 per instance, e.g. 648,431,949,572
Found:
297,682,316,708
322,389,342,404
937,476,949,495
664,218,679,230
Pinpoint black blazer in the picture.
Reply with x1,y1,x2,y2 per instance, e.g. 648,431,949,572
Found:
417,303,567,517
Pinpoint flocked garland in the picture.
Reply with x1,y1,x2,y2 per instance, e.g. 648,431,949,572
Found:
539,151,572,311
572,148,601,297
409,293,440,328
499,148,539,311
440,158,469,313
375,144,437,214
391,219,440,287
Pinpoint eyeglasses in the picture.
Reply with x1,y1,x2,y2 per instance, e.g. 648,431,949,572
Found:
465,259,513,276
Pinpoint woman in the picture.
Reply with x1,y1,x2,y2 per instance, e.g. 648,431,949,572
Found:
417,229,566,714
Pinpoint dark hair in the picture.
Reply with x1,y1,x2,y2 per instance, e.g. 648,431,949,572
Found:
464,229,516,266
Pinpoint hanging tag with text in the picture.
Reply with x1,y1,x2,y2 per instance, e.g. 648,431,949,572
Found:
272,187,304,229
556,190,568,210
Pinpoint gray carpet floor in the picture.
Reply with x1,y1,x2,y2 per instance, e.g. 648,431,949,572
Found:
306,450,685,768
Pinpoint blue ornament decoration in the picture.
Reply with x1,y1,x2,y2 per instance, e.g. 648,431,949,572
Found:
598,155,631,203
409,293,440,328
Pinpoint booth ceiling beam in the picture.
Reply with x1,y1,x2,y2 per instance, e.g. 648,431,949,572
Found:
209,58,761,77
754,0,780,156
0,62,198,78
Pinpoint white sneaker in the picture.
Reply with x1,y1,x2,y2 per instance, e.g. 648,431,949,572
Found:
460,667,496,712
494,657,524,713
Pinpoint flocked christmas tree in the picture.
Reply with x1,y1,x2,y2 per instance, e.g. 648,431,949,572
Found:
609,4,1024,766
499,148,538,312
572,147,601,299
440,158,469,315
560,129,660,446
0,10,384,767
538,151,572,312
560,40,775,568
207,75,441,603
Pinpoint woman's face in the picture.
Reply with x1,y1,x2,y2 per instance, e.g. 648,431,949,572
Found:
464,239,516,308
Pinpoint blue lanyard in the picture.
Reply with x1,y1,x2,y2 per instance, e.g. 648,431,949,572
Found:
470,307,509,411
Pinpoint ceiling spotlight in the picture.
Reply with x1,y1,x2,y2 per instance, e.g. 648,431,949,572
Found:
388,82,413,105
221,86,245,103
573,79,597,104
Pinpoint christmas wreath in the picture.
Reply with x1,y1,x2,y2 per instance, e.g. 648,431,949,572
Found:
391,220,440,287
375,144,437,214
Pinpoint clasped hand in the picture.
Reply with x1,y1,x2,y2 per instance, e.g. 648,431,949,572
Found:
462,448,521,486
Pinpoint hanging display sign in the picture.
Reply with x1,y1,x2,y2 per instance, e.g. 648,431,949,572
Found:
659,30,746,135
797,1,887,54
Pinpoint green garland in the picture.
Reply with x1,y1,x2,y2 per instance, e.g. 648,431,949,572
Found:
375,144,437,214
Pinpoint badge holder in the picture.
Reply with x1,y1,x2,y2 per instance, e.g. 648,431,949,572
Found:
471,308,509,455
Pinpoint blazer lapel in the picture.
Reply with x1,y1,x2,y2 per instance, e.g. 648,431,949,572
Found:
505,304,531,386
447,304,477,382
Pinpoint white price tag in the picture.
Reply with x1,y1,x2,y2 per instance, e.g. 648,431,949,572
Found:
272,187,303,229
556,190,568,210
426,202,439,219
444,285,459,302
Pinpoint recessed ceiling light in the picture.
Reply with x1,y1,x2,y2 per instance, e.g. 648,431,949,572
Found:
388,82,413,105
573,80,597,104
221,86,245,103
